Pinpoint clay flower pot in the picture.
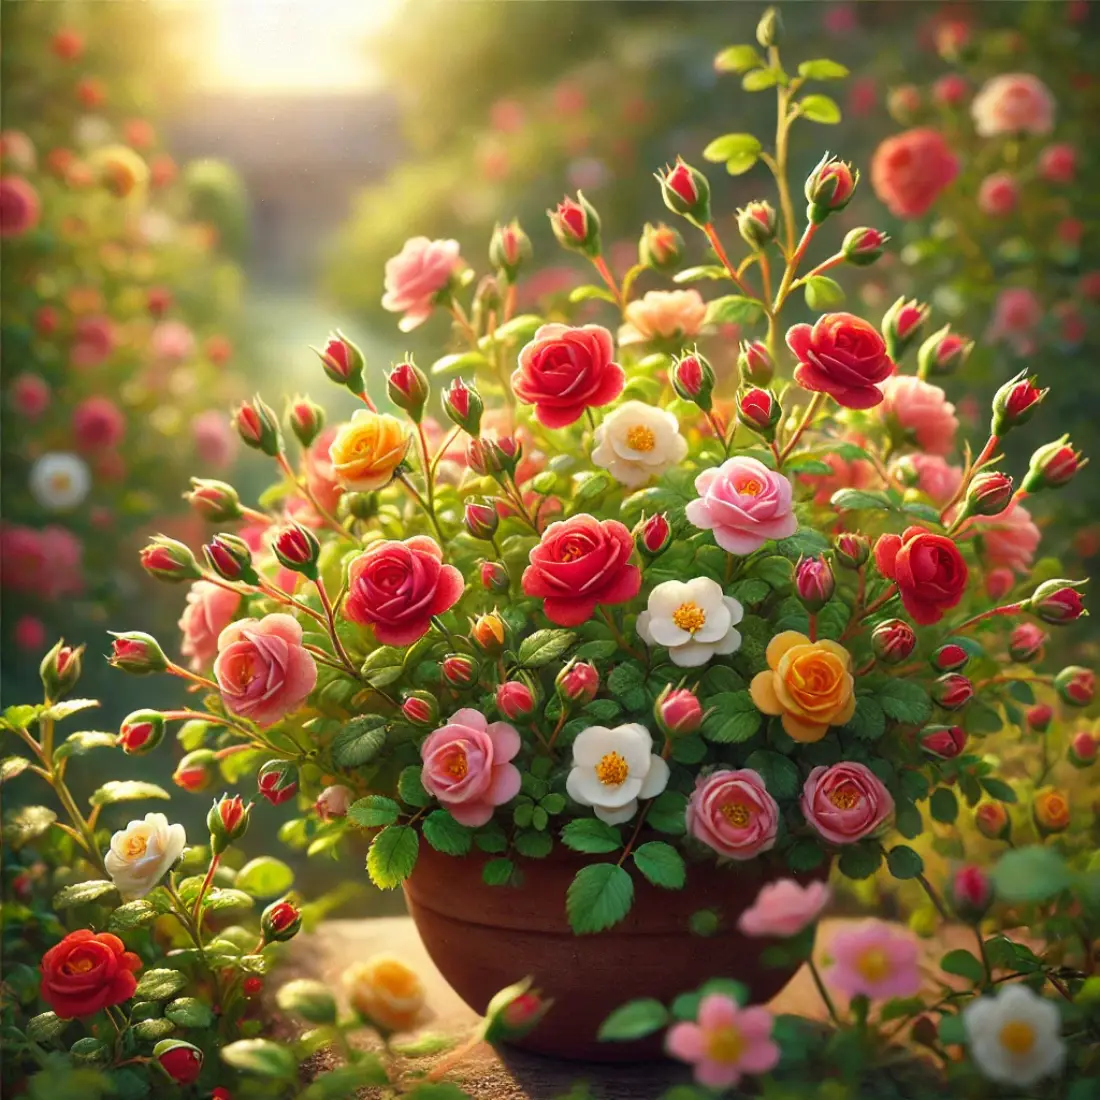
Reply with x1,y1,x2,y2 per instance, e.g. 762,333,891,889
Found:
404,842,825,1061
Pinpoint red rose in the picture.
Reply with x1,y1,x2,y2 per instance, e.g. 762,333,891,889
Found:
873,526,968,625
870,128,959,219
344,535,464,646
511,323,625,428
40,929,141,1018
786,313,895,409
522,514,641,626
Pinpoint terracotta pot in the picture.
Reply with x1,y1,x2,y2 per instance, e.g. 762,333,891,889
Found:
404,842,825,1061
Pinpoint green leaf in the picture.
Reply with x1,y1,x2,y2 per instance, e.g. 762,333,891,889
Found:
53,880,118,910
704,295,766,327
647,790,688,835
331,717,386,768
89,780,170,807
42,698,98,721
673,265,728,284
840,697,886,741
517,629,576,667
702,132,762,163
514,830,553,859
165,997,215,1028
798,59,850,81
359,646,406,688
204,888,253,912
574,640,619,660
391,1033,457,1058
701,690,762,743
482,858,514,886
632,841,686,890
26,1011,67,1043
725,151,761,176
398,766,432,808
979,777,1017,803
782,455,833,476
728,578,770,606
568,285,617,305
798,94,842,124
366,825,419,889
566,863,634,934
786,838,826,873
561,818,622,854
938,1014,965,1045
940,949,984,984
965,701,1003,734
900,500,941,524
422,810,473,856
878,682,933,726
583,699,622,722
109,899,159,932
991,846,1071,903
743,68,780,91
55,731,117,760
744,749,800,799
430,350,491,377
0,756,30,784
714,44,762,73
929,787,959,824
220,1038,298,1078
236,857,294,899
886,845,924,880
134,1018,176,1040
598,998,671,1041
803,275,845,310
747,555,793,588
830,488,893,513
134,969,188,1000
348,796,401,828
838,844,882,880
3,804,56,846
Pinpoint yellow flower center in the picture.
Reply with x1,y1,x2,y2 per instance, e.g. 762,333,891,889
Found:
999,1020,1035,1055
124,834,148,858
49,472,73,492
720,802,751,827
595,751,629,786
828,785,861,811
446,749,469,780
737,477,763,497
706,1025,744,1064
67,957,96,974
672,602,707,633
625,424,657,452
560,539,586,562
856,947,891,983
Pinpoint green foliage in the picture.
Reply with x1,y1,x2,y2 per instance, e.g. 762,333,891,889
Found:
366,825,419,889
566,863,634,934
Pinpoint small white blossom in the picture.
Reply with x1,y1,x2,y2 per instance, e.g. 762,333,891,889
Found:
962,983,1066,1087
637,577,743,668
30,453,90,512
590,401,687,489
566,723,669,825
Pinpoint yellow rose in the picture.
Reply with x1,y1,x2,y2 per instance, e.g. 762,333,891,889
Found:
342,955,427,1032
1033,788,1070,833
328,410,410,492
749,631,855,743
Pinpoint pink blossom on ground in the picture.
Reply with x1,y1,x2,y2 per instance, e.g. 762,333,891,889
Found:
179,580,241,670
879,375,958,456
971,502,1041,574
738,879,832,938
70,315,115,368
665,995,780,1090
381,237,463,332
72,396,125,449
9,373,50,419
14,615,46,651
192,410,237,470
825,920,922,1000
904,454,964,505
150,320,196,365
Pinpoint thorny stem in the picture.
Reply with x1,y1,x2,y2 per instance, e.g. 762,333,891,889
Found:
449,302,481,350
941,435,999,522
545,712,568,754
277,453,355,544
355,389,379,413
316,579,361,680
779,392,826,464
429,427,462,483
600,605,643,660
257,576,328,625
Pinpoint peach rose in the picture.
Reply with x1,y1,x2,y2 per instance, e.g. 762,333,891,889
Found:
179,580,240,670
328,409,410,492
879,375,958,456
686,769,779,861
1033,788,1070,833
343,955,427,1032
618,290,707,345
971,501,1040,574
749,632,855,743
800,762,894,845
381,236,463,332
971,74,1055,137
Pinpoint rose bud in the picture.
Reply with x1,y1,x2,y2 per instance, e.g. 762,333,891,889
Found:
482,978,552,1045
555,660,599,706
920,724,967,759
1027,703,1054,732
737,200,777,250
173,749,217,793
947,864,994,922
271,521,320,577
386,360,429,422
118,710,166,755
1009,622,1048,662
465,437,491,476
203,532,257,584
655,685,704,737
917,326,973,376
638,221,684,272
1055,666,1094,706
871,618,916,664
931,673,974,710
441,653,479,688
153,1040,203,1086
756,5,783,46
657,158,711,227
932,643,969,673
992,371,1047,436
805,155,858,222
737,387,782,440
340,492,379,522
140,535,203,582
887,84,922,121
985,568,1015,601
548,192,601,256
634,512,672,557
313,330,365,392
1021,435,1086,493
496,680,538,722
881,296,931,361
233,395,282,456
464,500,500,541
962,471,1014,518
484,435,521,477
842,227,888,267
444,377,484,437
472,274,502,325
402,691,440,727
489,219,532,281
1032,788,1070,835
261,897,302,942
316,783,354,821
255,762,297,809
39,639,84,700
185,478,242,523
834,533,870,570
795,555,835,612
287,395,326,448
242,976,264,997
737,339,775,387
471,611,507,653
671,350,715,411
1069,730,1097,768
974,800,1011,841
208,793,252,854
109,631,169,675
1029,579,1087,624
480,559,510,593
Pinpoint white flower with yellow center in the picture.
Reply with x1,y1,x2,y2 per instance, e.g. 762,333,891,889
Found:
636,577,744,668
104,812,186,900
29,453,91,512
590,401,688,489
566,723,670,824
962,984,1065,1087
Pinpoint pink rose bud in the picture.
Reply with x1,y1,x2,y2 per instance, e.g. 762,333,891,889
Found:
548,192,601,256
935,18,971,61
932,73,969,108
1009,622,1048,662
489,219,532,280
118,709,165,755
657,158,711,226
10,372,50,419
881,296,931,361
948,864,994,921
655,685,704,737
443,378,484,436
977,172,1018,217
480,559,510,593
464,500,500,541
635,512,672,557
316,783,354,820
140,536,202,583
442,653,480,688
488,435,522,476
992,371,1047,435
918,326,973,376
1027,703,1054,731
556,660,599,705
887,83,922,121
871,618,916,664
795,554,835,611
1055,666,1094,706
1038,143,1076,185
975,800,1011,841
465,438,493,477
313,330,365,392
203,533,256,585
39,639,84,700
471,611,507,653
173,749,217,793
737,387,782,440
638,221,684,272
154,1040,204,1086
805,155,858,221
288,395,326,448
834,532,870,570
482,980,552,1044
402,691,440,727
271,522,320,576
842,226,888,266
986,567,1015,601
109,632,168,675
146,286,172,317
963,470,1014,518
932,643,970,672
738,339,775,386
737,200,777,249
671,350,715,411
931,672,974,710
1069,730,1097,767
1022,436,1086,493
920,724,967,759
386,360,429,422
1030,579,1087,624
496,680,537,721
261,897,302,941
258,759,298,806
185,478,242,524
207,793,252,853
233,395,282,456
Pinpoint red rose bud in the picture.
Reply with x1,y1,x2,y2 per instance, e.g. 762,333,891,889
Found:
834,532,870,570
442,653,480,688
1055,666,1094,706
1021,436,1086,493
261,897,302,942
443,378,484,436
173,749,217,793
233,395,282,456
185,478,242,523
948,864,994,921
1027,703,1054,732
737,200,777,250
271,522,320,577
471,611,508,653
992,371,1047,436
962,471,1014,518
634,512,672,557
871,618,916,664
556,660,599,705
655,685,704,737
1009,622,1048,662
805,155,858,222
918,327,973,377
313,330,365,392
140,535,203,583
737,388,782,441
489,219,532,280
737,340,775,387
795,555,835,612
1029,579,1087,624
287,395,326,448
842,227,888,267
638,221,684,272
932,643,970,673
39,639,84,700
118,709,165,755
315,783,354,820
203,533,257,584
986,568,1015,601
464,500,500,541
208,793,252,853
931,673,974,710
671,350,715,411
881,296,931,361
154,1040,203,1086
496,680,538,721
480,559,510,594
657,159,711,227
548,192,601,256
974,800,1011,841
242,976,263,997
402,691,440,727
489,435,523,477
386,360,429,422
482,978,552,1045
920,724,967,759
258,760,298,805
1069,730,1097,768
109,631,169,675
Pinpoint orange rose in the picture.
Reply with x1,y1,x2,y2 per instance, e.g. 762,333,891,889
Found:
1033,788,1070,834
749,631,855,743
343,955,427,1032
328,410,410,492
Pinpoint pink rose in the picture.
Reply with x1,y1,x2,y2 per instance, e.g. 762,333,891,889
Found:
214,613,317,727
932,74,969,108
686,456,797,555
420,707,521,827
903,454,963,505
14,615,46,651
879,375,958,456
972,73,1055,137
0,176,40,237
9,373,50,420
381,236,463,332
72,396,125,450
977,172,1017,217
1,525,83,599
971,501,1040,574
192,410,237,470
618,290,706,345
870,128,959,218
151,320,196,365
686,769,780,860
303,425,343,516
1039,143,1076,184
179,580,241,670
988,287,1041,352
70,315,115,368
801,762,894,845
738,879,832,938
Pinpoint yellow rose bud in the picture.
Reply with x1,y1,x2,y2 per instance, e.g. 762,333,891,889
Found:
342,955,427,1033
91,145,149,199
329,410,411,492
1032,788,1070,834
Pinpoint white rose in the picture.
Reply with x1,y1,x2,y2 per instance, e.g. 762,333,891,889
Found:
963,983,1066,1087
636,577,743,668
566,722,670,825
590,401,688,488
105,813,187,900
29,453,91,512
